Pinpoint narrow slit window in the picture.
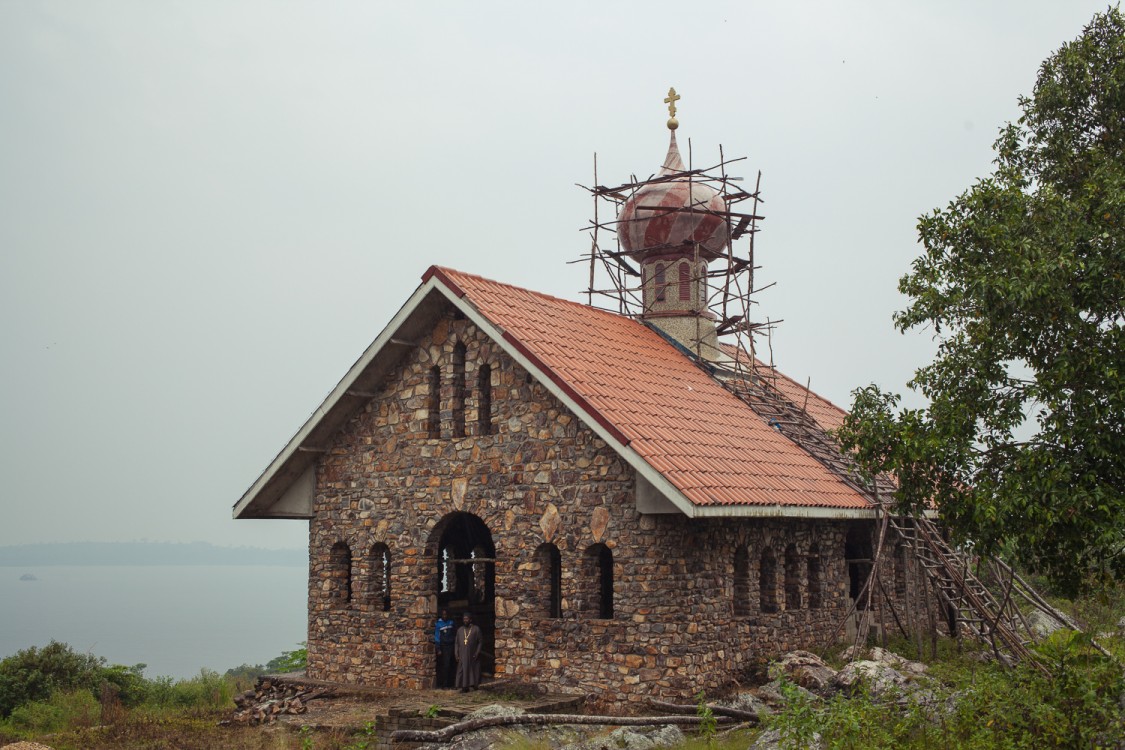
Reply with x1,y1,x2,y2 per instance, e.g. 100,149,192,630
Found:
655,264,667,301
679,262,691,301
371,543,391,612
784,544,802,610
759,547,777,613
807,544,824,609
734,546,751,617
428,365,441,438
894,544,907,597
584,543,613,619
477,364,492,435
537,543,562,618
597,545,613,619
452,342,466,438
329,541,352,605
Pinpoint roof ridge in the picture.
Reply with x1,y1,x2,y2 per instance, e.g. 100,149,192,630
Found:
427,265,609,315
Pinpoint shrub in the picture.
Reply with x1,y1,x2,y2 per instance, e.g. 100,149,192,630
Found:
99,663,150,707
3,689,99,734
0,641,104,717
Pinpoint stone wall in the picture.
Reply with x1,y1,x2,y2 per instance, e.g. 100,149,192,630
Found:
305,311,936,706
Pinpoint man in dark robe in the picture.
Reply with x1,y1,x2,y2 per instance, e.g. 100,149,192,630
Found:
454,611,482,692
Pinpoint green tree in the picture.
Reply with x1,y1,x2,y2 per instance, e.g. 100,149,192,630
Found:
839,8,1124,594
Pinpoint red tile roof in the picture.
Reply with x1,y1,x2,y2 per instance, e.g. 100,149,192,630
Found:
430,267,873,511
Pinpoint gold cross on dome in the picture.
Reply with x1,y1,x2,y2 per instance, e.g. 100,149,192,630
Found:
664,87,680,118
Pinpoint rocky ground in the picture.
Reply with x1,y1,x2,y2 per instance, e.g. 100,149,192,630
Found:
217,646,937,749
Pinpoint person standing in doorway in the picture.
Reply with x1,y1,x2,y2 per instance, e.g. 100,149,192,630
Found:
433,608,456,688
454,611,482,692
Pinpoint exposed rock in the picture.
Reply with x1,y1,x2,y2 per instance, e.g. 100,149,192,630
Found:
464,703,527,720
751,727,824,750
832,660,913,698
868,647,927,675
567,724,685,750
718,691,773,717
756,679,821,707
1028,610,1063,638
767,651,837,693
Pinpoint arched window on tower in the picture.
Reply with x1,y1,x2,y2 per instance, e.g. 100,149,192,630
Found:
477,364,492,436
679,262,691,301
784,544,802,610
733,545,751,617
655,263,667,302
759,547,778,613
427,365,441,438
329,541,352,605
370,543,391,611
451,342,466,438
535,543,562,618
807,543,824,609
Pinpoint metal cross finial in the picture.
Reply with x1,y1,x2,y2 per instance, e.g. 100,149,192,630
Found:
664,87,680,130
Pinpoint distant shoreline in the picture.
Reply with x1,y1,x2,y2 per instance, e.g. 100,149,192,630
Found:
0,541,307,567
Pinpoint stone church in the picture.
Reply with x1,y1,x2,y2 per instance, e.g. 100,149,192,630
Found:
234,122,931,707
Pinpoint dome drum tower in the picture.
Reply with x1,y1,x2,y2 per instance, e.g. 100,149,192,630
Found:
582,89,767,375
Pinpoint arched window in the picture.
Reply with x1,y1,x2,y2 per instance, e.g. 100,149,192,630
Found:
451,342,466,438
679,262,691,301
784,544,802,610
329,541,352,605
427,365,441,438
733,545,751,617
655,263,667,302
370,543,390,611
477,364,492,436
536,543,562,618
807,544,824,609
759,547,778,613
584,544,613,619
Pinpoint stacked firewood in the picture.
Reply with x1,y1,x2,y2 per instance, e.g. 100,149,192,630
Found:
227,679,334,726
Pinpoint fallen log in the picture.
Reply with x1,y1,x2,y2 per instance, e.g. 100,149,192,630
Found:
390,712,733,743
646,699,760,723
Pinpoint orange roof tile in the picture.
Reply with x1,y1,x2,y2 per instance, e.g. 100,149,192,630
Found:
430,267,873,511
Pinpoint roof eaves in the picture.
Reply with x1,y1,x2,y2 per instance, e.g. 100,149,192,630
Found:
232,274,449,519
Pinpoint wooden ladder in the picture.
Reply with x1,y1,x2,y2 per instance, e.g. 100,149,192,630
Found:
709,360,1098,670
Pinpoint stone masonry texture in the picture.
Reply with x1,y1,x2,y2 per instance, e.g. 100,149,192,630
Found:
305,310,937,708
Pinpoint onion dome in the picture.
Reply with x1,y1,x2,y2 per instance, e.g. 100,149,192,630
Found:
617,132,730,261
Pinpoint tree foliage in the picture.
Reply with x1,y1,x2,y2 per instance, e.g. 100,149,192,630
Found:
839,8,1125,594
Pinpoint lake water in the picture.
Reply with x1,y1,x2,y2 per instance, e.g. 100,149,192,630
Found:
0,565,307,679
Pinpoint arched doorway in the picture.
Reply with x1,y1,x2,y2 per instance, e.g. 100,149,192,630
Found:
431,512,496,683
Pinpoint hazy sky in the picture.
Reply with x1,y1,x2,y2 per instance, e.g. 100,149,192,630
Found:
0,1,1109,551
